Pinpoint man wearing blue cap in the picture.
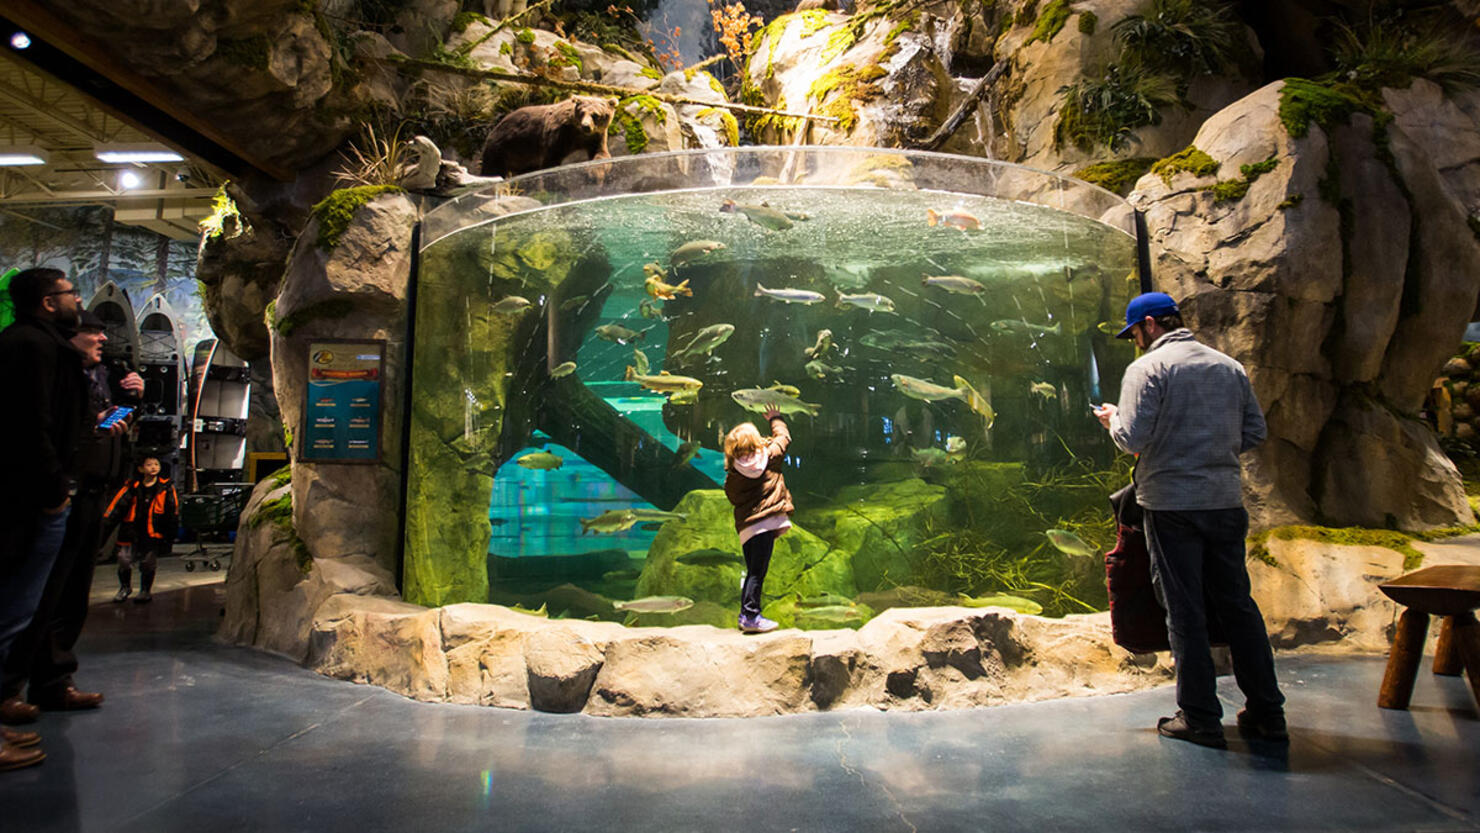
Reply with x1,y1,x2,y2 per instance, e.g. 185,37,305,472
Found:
1094,292,1285,749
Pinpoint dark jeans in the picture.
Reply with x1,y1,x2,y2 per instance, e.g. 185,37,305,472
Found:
740,531,776,620
3,488,105,700
0,502,72,672
119,536,167,593
1144,507,1284,729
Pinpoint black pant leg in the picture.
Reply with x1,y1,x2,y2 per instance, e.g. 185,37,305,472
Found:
1144,508,1221,728
30,490,105,694
1201,507,1284,715
740,532,776,619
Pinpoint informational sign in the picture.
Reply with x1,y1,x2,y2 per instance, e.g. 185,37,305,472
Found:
301,340,384,463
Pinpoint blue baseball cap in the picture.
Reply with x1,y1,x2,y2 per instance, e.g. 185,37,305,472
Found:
1116,292,1180,339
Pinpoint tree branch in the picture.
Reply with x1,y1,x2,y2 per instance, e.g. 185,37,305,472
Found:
915,60,1007,151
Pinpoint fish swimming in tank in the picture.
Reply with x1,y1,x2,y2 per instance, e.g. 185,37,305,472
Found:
550,361,577,379
895,374,996,426
645,273,692,300
624,367,704,395
1029,381,1057,399
945,435,966,454
922,274,987,295
632,348,650,375
766,381,801,397
805,359,842,380
559,295,589,312
796,605,867,625
926,208,982,230
673,439,703,467
954,593,1043,614
596,323,646,344
671,239,726,267
719,199,794,231
991,318,1061,337
613,596,695,614
667,389,699,405
491,296,532,315
804,329,833,359
673,323,735,360
627,508,687,522
515,451,564,470
580,509,641,534
638,298,664,319
754,284,826,305
1046,528,1097,557
796,592,853,609
676,548,746,568
731,386,822,416
837,292,896,313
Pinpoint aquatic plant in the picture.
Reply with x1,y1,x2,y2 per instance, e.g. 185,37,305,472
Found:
1054,64,1180,152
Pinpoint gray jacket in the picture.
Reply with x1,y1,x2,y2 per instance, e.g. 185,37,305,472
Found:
1109,329,1266,510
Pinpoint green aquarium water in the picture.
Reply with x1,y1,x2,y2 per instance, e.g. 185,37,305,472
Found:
405,148,1140,629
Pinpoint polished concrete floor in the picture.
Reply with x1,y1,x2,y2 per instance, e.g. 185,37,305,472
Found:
2,578,1478,833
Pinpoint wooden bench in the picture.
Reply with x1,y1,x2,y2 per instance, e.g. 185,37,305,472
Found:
1377,565,1480,712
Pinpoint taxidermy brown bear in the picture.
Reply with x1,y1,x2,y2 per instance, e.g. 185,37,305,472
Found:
479,95,616,178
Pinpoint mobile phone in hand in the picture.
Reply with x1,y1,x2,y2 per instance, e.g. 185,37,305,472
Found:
98,405,134,430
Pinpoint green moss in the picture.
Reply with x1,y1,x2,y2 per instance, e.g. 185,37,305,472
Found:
551,41,583,70
310,184,403,251
1278,77,1376,139
282,425,294,452
639,65,662,79
1151,145,1220,186
613,95,667,154
798,9,832,37
1247,525,1429,570
820,24,859,63
270,463,293,487
516,27,536,44
1200,156,1278,203
807,63,887,133
1077,10,1097,35
696,107,740,146
273,298,357,338
217,34,273,70
1026,0,1071,45
1072,157,1155,196
1015,0,1039,26
450,11,490,34
1277,193,1304,210
883,12,918,46
499,42,512,55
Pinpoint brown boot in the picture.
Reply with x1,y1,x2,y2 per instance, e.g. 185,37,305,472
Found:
1,727,39,748
31,686,104,711
0,697,39,725
0,742,45,771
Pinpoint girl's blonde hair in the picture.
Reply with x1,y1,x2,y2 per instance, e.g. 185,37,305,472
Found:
723,421,765,470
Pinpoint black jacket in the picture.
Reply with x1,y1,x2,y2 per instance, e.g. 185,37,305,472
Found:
0,314,88,508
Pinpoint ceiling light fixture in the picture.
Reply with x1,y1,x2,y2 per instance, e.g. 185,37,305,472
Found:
119,170,143,189
0,145,48,166
94,143,184,164
9,31,31,50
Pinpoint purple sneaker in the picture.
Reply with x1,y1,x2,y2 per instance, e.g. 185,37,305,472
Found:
738,615,778,634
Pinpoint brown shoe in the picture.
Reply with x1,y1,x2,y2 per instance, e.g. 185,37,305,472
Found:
32,686,104,711
0,742,45,771
1,728,39,748
0,697,39,725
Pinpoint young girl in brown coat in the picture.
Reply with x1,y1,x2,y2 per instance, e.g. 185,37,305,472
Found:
723,408,794,633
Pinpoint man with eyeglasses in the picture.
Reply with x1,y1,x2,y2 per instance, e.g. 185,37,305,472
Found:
0,267,89,771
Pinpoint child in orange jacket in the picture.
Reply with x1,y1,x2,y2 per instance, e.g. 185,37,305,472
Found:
104,457,177,604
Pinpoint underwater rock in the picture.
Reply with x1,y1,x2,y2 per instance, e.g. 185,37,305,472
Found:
793,478,946,593
636,490,855,607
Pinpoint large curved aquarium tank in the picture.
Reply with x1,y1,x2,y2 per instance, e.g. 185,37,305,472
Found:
406,147,1142,629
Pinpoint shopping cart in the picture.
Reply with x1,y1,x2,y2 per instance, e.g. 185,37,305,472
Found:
179,482,253,571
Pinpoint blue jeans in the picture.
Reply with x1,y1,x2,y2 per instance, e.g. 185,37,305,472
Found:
1144,507,1284,729
0,504,72,671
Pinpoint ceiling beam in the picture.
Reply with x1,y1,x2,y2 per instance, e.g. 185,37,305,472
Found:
0,186,217,204
0,75,108,142
1,2,293,180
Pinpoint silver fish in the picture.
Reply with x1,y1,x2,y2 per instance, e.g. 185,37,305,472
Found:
922,274,987,294
491,296,532,315
991,318,1061,336
612,595,695,613
550,361,577,379
805,359,841,380
515,451,563,470
955,593,1043,614
595,323,645,344
671,240,725,267
836,292,896,313
754,284,825,304
632,348,650,376
719,199,793,230
731,387,821,416
890,374,995,426
676,548,745,567
673,323,734,359
1046,528,1096,557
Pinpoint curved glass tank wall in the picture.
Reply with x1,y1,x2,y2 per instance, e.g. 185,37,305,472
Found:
407,147,1142,629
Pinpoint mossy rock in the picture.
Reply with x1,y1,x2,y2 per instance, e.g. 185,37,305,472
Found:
794,477,948,592
310,185,404,251
1151,146,1219,186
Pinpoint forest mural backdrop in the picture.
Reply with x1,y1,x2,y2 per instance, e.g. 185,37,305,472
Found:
0,207,212,353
